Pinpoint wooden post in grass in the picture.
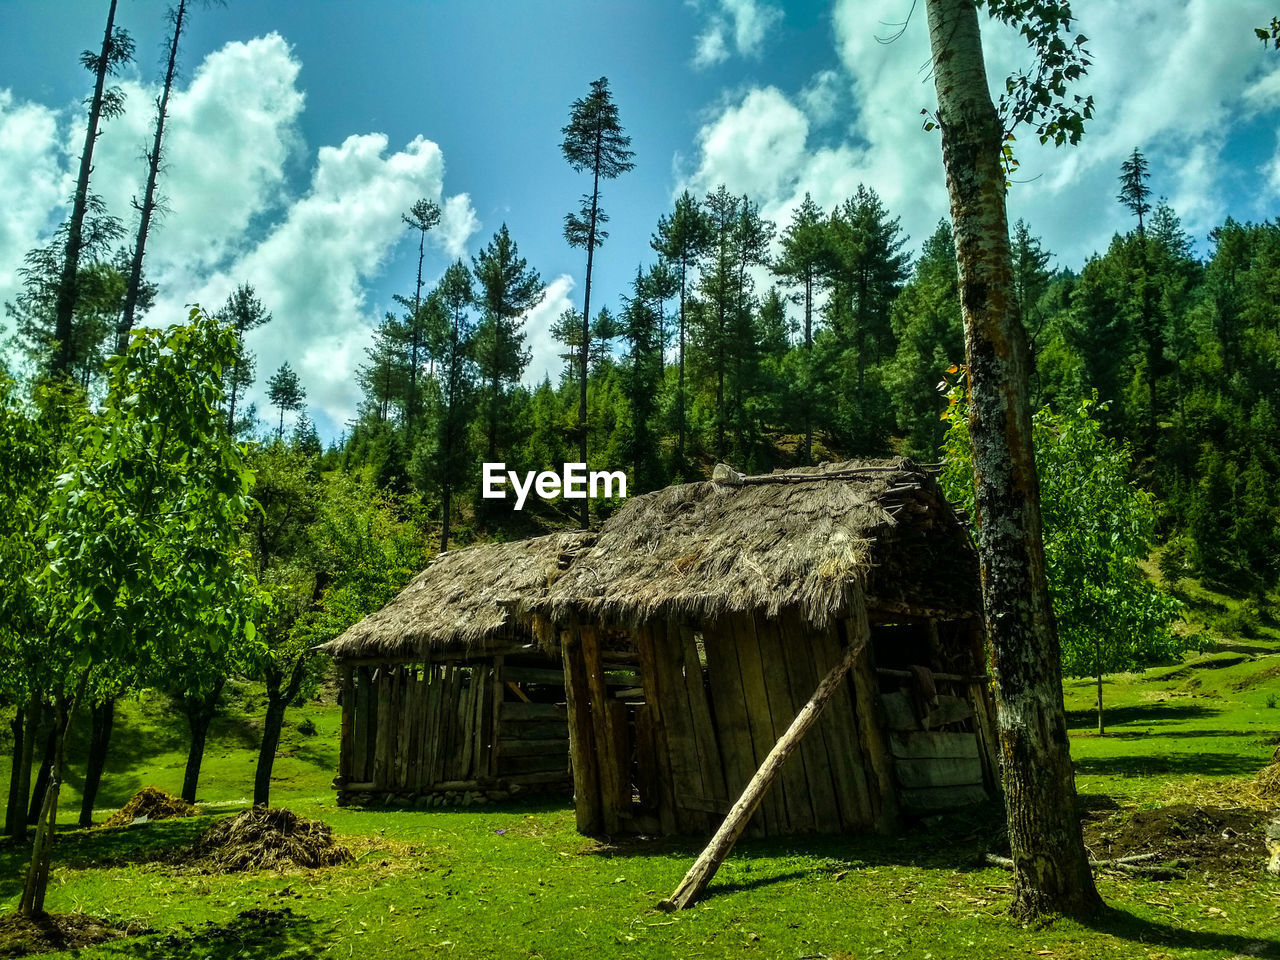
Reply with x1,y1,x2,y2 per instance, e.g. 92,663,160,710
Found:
658,598,870,910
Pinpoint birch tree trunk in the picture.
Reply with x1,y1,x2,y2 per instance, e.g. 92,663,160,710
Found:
924,0,1100,919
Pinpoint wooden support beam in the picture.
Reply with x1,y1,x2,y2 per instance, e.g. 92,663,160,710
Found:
563,628,603,835
658,601,870,911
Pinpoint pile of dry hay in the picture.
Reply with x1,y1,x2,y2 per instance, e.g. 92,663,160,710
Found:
100,786,197,829
188,807,353,872
1255,762,1280,799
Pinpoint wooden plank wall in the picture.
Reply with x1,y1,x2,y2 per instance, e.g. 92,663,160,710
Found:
343,660,571,794
634,605,882,838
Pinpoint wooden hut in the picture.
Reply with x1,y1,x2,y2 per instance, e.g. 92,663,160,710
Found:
321,531,594,805
523,459,998,837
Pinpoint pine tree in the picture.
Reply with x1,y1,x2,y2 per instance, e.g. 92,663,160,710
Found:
697,186,740,459
52,0,134,379
216,284,272,436
357,316,408,425
651,191,712,462
773,193,827,461
1117,148,1152,238
433,262,476,551
399,198,442,437
472,225,541,462
562,76,634,525
266,362,306,442
822,186,909,450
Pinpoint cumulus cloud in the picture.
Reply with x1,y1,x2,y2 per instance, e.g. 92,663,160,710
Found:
169,132,478,434
681,0,1280,272
88,33,305,285
521,274,576,387
1,34,477,436
691,0,783,69
0,92,68,310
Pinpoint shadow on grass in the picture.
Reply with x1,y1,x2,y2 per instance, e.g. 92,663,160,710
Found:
1074,753,1263,777
1088,728,1261,741
582,802,1011,876
1065,702,1220,729
104,907,325,960
0,817,214,904
1086,905,1280,960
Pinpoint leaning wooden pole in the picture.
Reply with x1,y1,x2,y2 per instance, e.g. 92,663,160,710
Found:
659,606,869,911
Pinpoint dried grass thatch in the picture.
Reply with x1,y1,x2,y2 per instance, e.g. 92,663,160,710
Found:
526,458,980,629
320,531,595,661
189,807,353,872
100,786,197,829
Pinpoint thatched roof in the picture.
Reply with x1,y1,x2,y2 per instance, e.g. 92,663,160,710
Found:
320,531,595,661
525,459,980,628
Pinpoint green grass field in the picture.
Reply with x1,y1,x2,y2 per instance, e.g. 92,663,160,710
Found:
1,583,1278,959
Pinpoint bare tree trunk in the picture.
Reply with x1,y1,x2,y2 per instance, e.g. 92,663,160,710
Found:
181,681,224,804
925,0,1100,920
4,706,25,837
20,681,85,918
117,0,187,353
79,697,116,828
253,660,306,808
8,695,39,839
27,719,56,826
52,0,120,378
577,160,601,530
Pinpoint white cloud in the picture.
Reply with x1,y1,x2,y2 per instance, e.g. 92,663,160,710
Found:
681,0,1280,276
88,33,305,284
691,0,783,69
170,132,478,433
522,274,576,387
0,92,68,312
1,35,477,436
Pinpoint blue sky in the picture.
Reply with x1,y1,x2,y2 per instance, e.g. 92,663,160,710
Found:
2,0,1278,441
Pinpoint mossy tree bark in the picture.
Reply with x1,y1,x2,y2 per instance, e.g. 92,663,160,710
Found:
924,0,1101,920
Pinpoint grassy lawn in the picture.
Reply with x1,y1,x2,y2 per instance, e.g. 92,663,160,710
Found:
1,585,1278,959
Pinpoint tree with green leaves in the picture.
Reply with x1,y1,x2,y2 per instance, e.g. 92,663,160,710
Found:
943,394,1184,735
357,315,408,425
924,0,1100,918
821,186,909,451
773,193,827,461
7,205,130,385
14,309,262,916
243,443,322,807
52,0,134,379
472,225,541,462
266,361,306,442
651,191,712,463
561,76,635,525
217,284,272,436
883,221,964,458
431,262,477,551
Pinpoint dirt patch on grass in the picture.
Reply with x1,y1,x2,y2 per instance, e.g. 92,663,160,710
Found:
0,912,149,957
1084,804,1267,872
101,786,197,829
188,807,353,872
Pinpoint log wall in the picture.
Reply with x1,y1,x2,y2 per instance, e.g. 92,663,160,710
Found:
336,658,571,801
